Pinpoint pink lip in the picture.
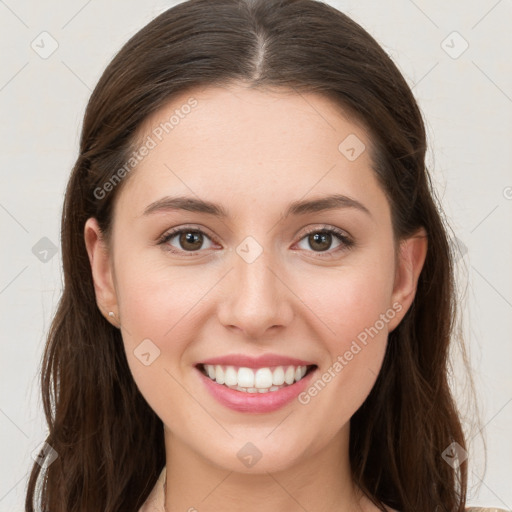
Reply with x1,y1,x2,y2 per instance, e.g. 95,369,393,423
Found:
196,353,315,369
195,365,318,413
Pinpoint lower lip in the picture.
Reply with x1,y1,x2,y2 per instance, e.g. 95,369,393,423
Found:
195,366,317,413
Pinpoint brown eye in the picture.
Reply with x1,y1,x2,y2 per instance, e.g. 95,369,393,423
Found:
307,232,333,252
160,227,215,254
178,231,204,251
296,226,354,256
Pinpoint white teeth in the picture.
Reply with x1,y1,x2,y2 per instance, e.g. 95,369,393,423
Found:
214,365,225,385
224,366,238,386
254,368,273,388
237,367,254,388
230,384,287,393
272,366,285,385
295,366,307,381
284,366,295,385
202,364,312,392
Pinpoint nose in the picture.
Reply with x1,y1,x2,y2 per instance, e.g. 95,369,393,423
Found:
217,244,294,340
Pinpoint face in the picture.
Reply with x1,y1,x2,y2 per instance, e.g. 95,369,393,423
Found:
85,83,426,475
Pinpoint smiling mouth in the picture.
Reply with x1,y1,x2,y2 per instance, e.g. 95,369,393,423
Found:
196,363,318,393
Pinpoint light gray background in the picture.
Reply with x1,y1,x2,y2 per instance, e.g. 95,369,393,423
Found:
1,1,511,510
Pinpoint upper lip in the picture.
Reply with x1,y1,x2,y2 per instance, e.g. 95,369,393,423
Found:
196,354,317,369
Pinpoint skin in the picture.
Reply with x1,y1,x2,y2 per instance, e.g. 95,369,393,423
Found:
85,82,427,512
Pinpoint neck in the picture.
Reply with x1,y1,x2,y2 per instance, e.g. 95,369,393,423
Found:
163,422,372,512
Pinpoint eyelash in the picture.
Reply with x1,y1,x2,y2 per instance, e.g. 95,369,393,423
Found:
157,224,355,258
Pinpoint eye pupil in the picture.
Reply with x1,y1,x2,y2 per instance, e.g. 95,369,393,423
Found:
309,232,331,252
180,231,203,251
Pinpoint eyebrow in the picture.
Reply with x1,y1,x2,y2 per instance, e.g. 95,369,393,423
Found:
142,193,372,219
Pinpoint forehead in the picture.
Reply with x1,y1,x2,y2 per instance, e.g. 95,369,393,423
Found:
138,83,370,154
117,83,385,220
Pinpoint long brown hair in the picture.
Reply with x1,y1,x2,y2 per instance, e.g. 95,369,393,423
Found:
26,1,473,510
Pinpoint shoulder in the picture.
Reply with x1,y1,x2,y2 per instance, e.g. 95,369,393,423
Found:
465,508,511,511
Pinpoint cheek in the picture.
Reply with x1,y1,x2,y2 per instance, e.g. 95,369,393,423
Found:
114,262,206,420
292,257,395,414
297,255,396,343
111,251,206,380
113,259,229,412
115,254,213,342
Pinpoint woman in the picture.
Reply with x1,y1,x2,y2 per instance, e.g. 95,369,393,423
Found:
25,1,505,511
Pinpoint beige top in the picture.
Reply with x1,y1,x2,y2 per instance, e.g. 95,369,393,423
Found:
138,466,166,512
138,467,509,512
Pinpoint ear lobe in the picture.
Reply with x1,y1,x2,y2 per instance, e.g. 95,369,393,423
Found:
84,217,118,325
388,228,428,331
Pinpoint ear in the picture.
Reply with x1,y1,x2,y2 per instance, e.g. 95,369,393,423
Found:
387,227,428,332
84,217,119,327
